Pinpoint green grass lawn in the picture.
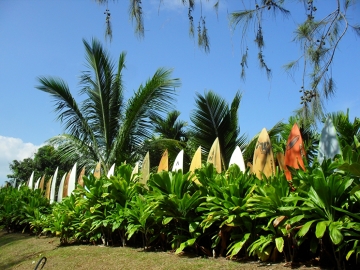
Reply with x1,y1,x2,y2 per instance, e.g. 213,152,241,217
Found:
0,231,308,270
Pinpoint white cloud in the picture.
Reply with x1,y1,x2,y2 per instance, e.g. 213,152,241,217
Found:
0,136,41,186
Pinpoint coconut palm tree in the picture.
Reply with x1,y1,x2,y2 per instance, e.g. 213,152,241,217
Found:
36,38,180,173
189,90,247,171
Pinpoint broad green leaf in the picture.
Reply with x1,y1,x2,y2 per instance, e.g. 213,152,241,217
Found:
329,223,343,245
175,238,197,254
297,220,318,237
275,237,284,253
346,250,355,261
189,222,199,233
315,221,329,238
101,193,109,198
227,233,250,258
162,217,173,225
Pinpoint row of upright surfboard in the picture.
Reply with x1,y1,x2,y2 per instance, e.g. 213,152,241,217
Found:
26,117,341,202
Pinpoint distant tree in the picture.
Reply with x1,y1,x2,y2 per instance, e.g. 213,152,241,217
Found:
95,0,359,120
36,38,180,173
7,158,35,187
7,145,72,187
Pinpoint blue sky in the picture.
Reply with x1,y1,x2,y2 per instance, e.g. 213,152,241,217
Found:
0,0,359,185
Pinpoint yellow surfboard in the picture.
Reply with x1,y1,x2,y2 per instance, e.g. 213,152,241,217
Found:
157,149,168,172
190,146,202,173
93,162,101,179
252,128,275,179
207,138,222,173
140,152,150,184
189,146,202,183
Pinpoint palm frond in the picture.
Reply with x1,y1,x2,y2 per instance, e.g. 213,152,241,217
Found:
109,68,180,163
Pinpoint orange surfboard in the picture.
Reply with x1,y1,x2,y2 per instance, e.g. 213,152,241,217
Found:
45,176,52,199
157,149,168,172
252,128,275,179
39,175,45,191
78,166,85,187
284,123,306,180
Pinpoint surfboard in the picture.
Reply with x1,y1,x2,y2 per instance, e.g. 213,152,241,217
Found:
50,167,58,204
157,149,168,172
67,163,77,196
34,177,41,189
39,175,45,191
276,152,285,171
57,173,66,203
318,117,342,164
229,146,246,172
172,149,184,172
247,162,253,173
207,137,222,173
284,123,306,180
28,171,35,189
252,128,275,179
45,176,52,199
94,161,101,179
77,166,85,188
131,162,139,181
140,152,150,184
62,169,71,198
190,146,202,173
107,163,115,178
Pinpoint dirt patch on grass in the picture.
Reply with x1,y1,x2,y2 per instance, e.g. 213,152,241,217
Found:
0,231,319,270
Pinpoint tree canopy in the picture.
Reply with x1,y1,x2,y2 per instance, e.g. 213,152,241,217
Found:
95,0,359,121
36,38,180,173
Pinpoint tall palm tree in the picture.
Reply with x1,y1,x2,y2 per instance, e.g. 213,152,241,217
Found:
189,90,247,171
36,38,180,173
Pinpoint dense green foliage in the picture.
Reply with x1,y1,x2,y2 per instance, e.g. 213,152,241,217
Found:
1,148,360,269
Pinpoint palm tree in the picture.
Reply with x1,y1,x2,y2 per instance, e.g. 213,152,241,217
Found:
145,110,189,169
325,109,360,150
189,90,247,171
36,38,180,173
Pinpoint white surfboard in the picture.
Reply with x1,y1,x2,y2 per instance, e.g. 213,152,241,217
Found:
50,167,58,204
172,149,184,172
207,137,222,173
229,146,246,172
318,117,342,164
107,163,115,178
131,162,139,181
34,177,41,189
28,171,35,189
67,163,77,196
57,173,66,203
140,152,150,184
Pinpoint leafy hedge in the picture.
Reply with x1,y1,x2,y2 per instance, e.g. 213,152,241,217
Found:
1,146,360,269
